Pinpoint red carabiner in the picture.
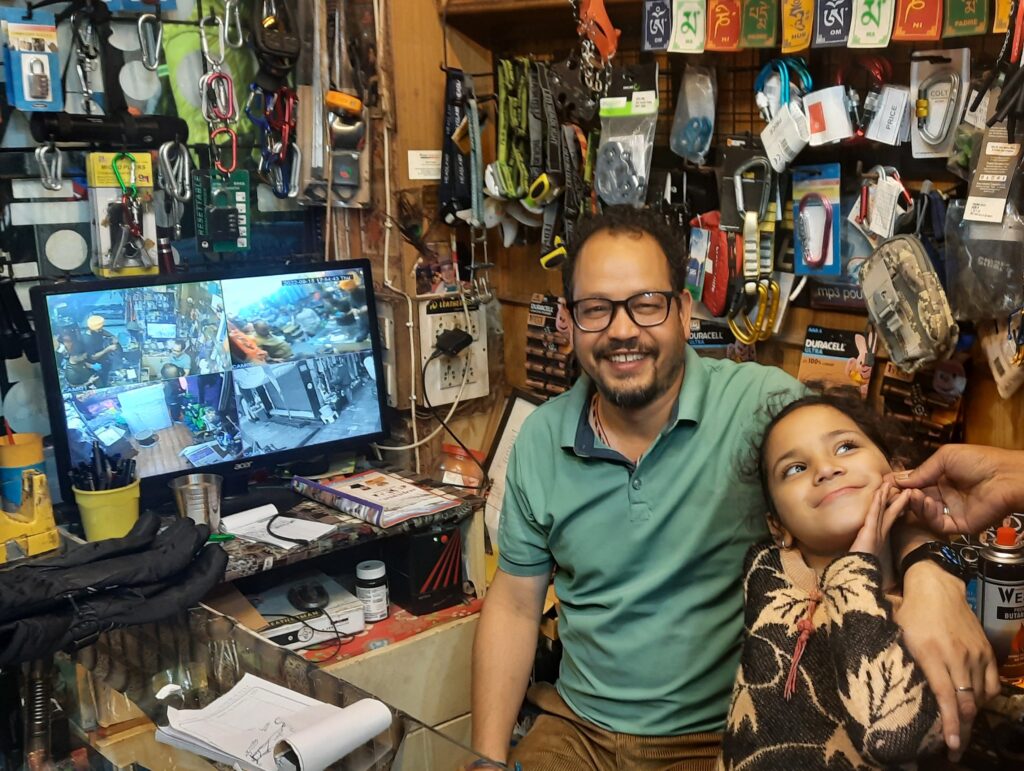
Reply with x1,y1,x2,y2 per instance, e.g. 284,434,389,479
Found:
211,126,237,174
268,87,297,162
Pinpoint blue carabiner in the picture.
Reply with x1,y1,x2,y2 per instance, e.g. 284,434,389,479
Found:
245,83,271,133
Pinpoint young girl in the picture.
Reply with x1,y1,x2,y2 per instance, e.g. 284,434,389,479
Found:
719,389,943,770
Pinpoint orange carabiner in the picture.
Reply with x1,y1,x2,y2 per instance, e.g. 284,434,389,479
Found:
211,126,237,175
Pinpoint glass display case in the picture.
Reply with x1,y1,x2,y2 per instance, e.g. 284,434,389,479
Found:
68,605,494,770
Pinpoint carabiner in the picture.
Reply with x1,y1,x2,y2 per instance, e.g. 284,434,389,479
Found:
916,70,960,146
756,280,781,341
202,70,237,122
245,84,272,130
867,164,915,213
112,152,138,199
211,126,238,175
733,157,772,222
797,192,832,269
138,13,162,71
199,15,226,69
35,142,63,191
733,157,772,294
158,141,193,203
224,0,245,48
268,143,301,199
727,283,768,346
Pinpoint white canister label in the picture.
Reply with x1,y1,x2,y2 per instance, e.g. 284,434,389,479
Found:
357,584,389,622
980,576,1024,676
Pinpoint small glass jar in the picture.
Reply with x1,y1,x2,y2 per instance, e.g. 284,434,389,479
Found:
436,443,484,489
355,560,389,623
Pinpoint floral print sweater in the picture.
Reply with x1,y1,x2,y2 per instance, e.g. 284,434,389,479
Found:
719,543,943,770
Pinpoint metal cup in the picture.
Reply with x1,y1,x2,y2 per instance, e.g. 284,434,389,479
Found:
168,473,223,532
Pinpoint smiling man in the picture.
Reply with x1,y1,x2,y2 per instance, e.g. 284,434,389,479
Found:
470,207,996,771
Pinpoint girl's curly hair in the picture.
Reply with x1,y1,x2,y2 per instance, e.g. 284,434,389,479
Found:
746,384,920,530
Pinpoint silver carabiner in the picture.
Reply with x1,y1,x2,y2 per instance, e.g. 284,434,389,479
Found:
916,71,960,146
35,142,63,191
224,0,245,48
199,15,226,69
138,13,162,71
158,141,193,203
733,157,772,222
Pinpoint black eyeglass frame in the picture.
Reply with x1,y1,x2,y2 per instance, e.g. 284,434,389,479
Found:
567,291,678,332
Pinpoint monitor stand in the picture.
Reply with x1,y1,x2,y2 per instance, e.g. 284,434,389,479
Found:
219,475,305,518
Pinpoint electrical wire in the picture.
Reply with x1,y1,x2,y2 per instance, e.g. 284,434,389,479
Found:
421,352,490,492
265,514,310,546
373,285,473,451
373,0,421,471
258,610,354,661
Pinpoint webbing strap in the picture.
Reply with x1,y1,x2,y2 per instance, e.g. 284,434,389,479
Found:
536,63,564,177
439,70,470,223
527,64,544,181
466,75,484,228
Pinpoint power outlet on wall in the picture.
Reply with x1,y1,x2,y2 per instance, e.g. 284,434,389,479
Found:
418,296,489,406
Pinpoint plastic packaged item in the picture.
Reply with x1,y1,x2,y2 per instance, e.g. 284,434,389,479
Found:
859,234,959,373
669,65,716,165
944,200,1024,322
594,65,658,207
356,560,389,623
435,443,484,488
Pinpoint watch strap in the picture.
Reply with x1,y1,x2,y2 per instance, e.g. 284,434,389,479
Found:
900,541,970,583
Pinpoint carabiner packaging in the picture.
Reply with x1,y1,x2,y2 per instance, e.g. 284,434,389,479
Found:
792,164,841,276
860,234,959,373
0,8,63,112
85,153,158,277
669,64,716,165
594,64,658,207
944,200,1024,322
910,49,969,159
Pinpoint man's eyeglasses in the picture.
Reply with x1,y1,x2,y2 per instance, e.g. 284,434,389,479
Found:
569,291,677,332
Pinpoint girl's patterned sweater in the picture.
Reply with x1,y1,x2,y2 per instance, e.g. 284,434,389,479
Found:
720,542,943,770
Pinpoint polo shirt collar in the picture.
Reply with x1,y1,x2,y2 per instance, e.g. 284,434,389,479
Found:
559,344,708,453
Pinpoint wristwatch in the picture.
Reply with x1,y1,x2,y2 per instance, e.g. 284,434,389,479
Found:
900,541,972,583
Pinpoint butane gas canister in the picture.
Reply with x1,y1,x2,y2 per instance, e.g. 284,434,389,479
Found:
979,526,1024,684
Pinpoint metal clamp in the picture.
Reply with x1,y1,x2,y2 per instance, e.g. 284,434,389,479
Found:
138,14,162,71
158,141,193,203
35,142,62,191
224,0,245,48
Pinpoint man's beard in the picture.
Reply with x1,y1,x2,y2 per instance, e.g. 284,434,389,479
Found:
588,343,685,410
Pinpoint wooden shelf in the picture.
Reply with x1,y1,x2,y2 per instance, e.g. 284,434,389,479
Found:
441,0,643,51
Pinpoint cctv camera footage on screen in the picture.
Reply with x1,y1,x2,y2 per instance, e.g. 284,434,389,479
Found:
45,269,382,479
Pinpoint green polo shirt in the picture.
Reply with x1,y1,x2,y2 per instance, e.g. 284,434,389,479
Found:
498,345,803,736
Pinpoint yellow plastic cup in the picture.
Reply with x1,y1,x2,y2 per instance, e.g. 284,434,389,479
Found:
73,480,141,541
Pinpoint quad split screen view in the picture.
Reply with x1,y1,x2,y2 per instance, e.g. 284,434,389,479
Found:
43,268,383,479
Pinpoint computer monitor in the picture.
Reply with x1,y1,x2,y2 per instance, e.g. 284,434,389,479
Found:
31,260,388,506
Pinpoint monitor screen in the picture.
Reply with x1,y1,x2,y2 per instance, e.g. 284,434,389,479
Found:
33,261,387,501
